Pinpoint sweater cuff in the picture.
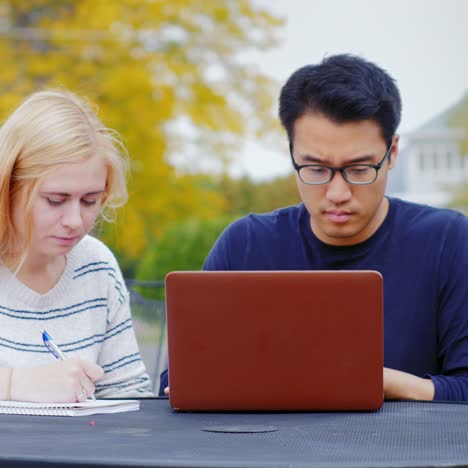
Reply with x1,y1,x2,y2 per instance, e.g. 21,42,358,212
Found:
425,373,468,402
425,374,443,401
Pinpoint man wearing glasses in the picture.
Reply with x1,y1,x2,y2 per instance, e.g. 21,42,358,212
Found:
160,54,468,401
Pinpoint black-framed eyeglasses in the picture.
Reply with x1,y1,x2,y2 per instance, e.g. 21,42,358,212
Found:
290,142,393,185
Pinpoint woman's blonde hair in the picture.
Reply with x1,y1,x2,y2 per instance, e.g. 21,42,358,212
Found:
0,89,128,263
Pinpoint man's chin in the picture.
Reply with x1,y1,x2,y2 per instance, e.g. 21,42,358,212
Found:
313,221,363,246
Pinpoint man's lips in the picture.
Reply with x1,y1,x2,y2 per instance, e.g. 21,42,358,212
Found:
324,210,353,224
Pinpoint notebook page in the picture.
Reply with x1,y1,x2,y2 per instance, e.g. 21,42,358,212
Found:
0,399,139,416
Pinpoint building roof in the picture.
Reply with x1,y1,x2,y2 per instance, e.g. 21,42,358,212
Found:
408,91,468,140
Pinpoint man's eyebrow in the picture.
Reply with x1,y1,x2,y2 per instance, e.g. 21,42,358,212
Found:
299,154,376,165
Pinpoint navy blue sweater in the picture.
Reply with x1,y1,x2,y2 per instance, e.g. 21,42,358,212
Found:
160,198,468,401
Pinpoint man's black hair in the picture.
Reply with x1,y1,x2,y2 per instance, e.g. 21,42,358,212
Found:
279,54,402,148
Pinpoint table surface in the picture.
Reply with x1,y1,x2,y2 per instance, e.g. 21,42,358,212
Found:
1,398,468,468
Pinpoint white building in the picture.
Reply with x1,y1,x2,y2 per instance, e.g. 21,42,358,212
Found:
387,93,468,206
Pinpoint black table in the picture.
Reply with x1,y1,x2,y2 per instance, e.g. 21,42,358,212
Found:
1,398,468,467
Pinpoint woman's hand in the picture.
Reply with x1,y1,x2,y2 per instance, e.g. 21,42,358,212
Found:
11,359,104,403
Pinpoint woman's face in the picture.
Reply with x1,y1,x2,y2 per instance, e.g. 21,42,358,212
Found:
13,156,107,262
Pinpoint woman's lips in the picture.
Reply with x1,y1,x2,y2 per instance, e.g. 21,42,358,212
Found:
51,236,79,246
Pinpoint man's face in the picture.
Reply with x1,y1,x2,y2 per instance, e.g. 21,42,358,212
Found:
291,112,398,246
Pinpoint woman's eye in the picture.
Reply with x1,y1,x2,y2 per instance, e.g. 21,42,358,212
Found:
46,198,64,206
81,199,97,207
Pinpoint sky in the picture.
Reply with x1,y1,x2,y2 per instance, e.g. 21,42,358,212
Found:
228,0,468,180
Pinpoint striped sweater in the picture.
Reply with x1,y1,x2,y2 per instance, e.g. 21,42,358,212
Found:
0,235,153,398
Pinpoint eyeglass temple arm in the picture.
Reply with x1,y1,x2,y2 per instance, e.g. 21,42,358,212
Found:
289,142,299,170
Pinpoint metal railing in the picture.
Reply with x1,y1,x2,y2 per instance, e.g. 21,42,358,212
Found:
125,279,166,394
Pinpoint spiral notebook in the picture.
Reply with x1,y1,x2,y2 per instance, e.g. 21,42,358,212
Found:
0,399,139,417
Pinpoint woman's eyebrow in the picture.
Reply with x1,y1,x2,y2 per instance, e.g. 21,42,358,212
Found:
40,190,105,196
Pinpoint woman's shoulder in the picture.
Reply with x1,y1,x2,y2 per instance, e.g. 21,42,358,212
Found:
69,235,120,271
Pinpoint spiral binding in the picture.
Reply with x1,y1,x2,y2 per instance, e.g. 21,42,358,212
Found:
1,405,70,416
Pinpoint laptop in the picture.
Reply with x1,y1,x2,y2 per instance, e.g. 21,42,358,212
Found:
165,270,383,411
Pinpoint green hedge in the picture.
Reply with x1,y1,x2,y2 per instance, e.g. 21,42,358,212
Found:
135,216,236,299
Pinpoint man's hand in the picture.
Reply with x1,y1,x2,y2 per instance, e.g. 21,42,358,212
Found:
384,367,435,400
11,359,104,403
164,371,435,401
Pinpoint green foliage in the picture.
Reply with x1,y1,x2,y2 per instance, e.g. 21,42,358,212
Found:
218,172,300,216
448,92,468,154
448,183,468,215
135,215,236,298
447,92,468,206
132,171,301,299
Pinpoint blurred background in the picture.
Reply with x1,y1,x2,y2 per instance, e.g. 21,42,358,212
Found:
1,0,466,391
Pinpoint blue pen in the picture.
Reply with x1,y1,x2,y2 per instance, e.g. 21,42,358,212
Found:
41,329,96,400
41,329,66,360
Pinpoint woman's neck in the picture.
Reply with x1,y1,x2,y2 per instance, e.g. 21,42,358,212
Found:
13,254,67,295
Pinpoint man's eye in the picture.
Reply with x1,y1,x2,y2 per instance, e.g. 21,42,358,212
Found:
308,166,328,174
348,167,371,175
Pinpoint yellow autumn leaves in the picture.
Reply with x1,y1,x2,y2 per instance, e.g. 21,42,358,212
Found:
0,0,284,265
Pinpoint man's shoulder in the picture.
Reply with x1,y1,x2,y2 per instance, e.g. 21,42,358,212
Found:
232,204,305,231
205,204,306,270
211,204,305,256
389,198,467,243
390,197,466,226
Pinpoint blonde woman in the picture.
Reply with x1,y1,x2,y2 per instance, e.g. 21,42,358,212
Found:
0,90,152,403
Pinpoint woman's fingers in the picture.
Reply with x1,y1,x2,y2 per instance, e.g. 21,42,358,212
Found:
11,358,103,403
78,376,96,401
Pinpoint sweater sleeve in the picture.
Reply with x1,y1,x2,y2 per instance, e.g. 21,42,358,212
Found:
430,213,468,401
94,253,153,398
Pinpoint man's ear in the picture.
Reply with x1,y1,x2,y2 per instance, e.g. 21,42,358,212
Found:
388,134,400,170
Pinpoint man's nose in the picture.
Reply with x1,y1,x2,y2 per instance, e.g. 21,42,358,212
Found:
325,171,352,204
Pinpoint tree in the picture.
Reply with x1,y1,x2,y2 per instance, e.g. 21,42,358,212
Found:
218,172,300,216
449,92,468,154
135,216,236,298
0,0,283,268
448,92,468,213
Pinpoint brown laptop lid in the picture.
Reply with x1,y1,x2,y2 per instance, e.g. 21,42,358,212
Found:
166,270,383,411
